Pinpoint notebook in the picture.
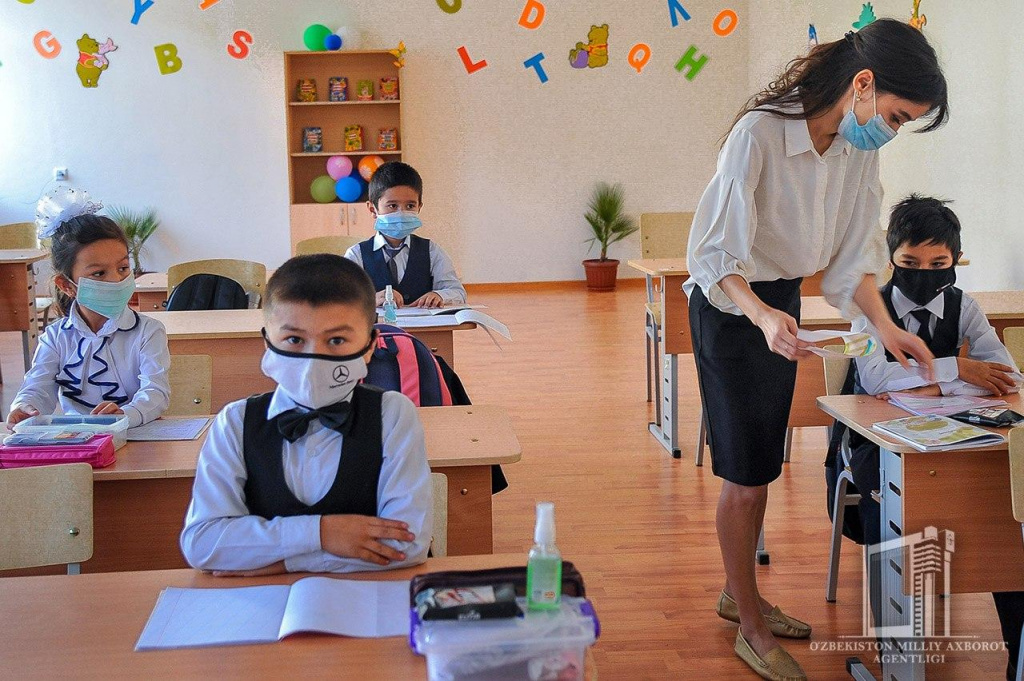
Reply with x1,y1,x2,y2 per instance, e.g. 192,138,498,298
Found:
135,577,409,651
872,414,1006,452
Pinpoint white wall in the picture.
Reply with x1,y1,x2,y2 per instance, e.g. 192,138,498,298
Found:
1,2,1020,289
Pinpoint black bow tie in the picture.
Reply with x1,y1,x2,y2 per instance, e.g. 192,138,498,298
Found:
275,401,353,443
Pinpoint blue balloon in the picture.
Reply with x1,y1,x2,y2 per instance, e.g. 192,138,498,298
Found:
335,176,362,202
324,34,343,51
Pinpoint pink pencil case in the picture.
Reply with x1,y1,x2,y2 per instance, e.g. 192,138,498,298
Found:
0,434,116,469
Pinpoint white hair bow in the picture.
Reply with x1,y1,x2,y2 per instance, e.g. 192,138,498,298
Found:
36,187,103,239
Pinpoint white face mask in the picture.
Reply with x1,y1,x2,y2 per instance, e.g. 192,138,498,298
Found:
260,330,375,409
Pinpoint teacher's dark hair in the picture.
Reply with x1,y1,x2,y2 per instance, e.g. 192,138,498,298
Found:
727,18,948,139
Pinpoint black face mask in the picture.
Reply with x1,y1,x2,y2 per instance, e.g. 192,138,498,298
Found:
890,264,957,307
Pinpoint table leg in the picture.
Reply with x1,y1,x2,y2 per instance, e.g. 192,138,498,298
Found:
437,465,493,556
648,352,681,458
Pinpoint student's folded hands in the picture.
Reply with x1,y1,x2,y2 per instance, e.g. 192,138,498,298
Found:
320,514,415,566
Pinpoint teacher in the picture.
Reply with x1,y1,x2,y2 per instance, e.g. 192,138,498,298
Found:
685,19,947,680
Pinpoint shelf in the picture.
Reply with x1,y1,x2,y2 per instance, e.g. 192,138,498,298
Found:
290,100,400,107
291,150,402,157
285,50,395,57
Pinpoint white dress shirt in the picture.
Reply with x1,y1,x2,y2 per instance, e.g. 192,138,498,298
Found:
11,304,170,428
685,109,886,318
180,387,433,573
344,233,467,304
853,286,1023,396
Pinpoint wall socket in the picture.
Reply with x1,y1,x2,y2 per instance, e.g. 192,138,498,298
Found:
53,167,68,182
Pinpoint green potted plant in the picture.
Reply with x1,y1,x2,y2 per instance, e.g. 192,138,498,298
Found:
582,182,637,291
107,206,160,277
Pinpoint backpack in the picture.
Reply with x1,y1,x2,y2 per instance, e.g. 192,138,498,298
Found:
165,273,248,311
365,324,508,494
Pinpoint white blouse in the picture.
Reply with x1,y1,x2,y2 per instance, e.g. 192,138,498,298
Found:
11,304,170,428
685,109,886,318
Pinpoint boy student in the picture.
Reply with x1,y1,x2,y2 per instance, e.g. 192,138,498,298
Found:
180,255,433,575
344,161,467,309
831,195,1023,680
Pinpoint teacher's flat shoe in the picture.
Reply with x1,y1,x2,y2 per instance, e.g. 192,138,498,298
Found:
734,631,807,681
717,592,812,639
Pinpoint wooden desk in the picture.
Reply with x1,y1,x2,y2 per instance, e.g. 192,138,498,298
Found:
149,309,475,411
1,406,521,577
134,272,170,312
0,555,600,680
0,249,47,373
818,393,1024,680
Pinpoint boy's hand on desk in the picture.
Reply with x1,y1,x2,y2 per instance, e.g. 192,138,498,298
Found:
320,515,415,566
375,290,405,308
410,292,443,309
209,561,287,578
6,406,38,428
91,402,125,416
956,357,1018,396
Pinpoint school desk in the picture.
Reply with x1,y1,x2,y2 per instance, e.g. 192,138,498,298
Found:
0,555,599,680
0,406,521,578
148,309,475,411
817,393,1024,681
133,272,171,312
0,249,47,374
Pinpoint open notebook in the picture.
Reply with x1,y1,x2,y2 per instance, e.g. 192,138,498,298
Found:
872,414,1006,452
136,578,409,651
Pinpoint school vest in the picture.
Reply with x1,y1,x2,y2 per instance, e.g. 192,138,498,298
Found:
359,235,434,302
241,384,384,520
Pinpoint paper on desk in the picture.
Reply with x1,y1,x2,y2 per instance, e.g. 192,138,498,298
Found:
128,418,211,441
797,329,878,358
375,304,486,318
397,309,511,345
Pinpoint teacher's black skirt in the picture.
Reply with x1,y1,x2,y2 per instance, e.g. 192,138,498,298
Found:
689,278,802,487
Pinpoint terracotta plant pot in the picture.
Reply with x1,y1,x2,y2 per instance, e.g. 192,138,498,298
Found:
582,258,620,291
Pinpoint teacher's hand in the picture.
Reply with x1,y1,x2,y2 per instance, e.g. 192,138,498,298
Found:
755,308,813,361
876,322,934,380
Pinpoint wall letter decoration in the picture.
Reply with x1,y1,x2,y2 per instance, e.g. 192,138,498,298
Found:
518,0,545,29
155,43,183,75
227,30,253,59
33,31,61,59
674,45,708,81
524,52,548,83
457,45,488,74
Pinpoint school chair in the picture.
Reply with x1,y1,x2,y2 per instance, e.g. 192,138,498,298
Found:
1004,327,1024,370
294,235,362,257
0,222,53,383
822,346,859,603
0,463,93,575
167,259,267,309
166,354,212,416
430,472,449,558
1010,428,1024,681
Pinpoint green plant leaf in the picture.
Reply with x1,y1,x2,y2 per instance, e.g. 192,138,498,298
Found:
107,205,160,275
583,182,635,260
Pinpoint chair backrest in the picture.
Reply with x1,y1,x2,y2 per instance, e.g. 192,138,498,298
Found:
430,472,448,558
1010,428,1024,524
168,259,267,305
0,222,38,249
822,346,852,397
165,273,249,311
295,235,362,257
639,212,694,259
0,463,93,572
1004,327,1024,370
166,354,213,416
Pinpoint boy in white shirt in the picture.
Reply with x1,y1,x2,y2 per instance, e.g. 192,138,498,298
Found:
181,254,432,575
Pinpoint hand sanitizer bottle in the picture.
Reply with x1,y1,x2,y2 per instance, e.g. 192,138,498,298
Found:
526,502,562,611
383,285,398,324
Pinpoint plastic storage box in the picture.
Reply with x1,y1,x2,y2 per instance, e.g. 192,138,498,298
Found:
13,414,131,450
411,597,599,681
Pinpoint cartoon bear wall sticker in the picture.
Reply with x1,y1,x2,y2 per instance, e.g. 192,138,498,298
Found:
569,24,609,69
76,34,117,88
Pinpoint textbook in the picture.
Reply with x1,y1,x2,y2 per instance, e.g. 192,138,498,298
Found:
396,310,512,341
136,578,409,651
871,414,1006,452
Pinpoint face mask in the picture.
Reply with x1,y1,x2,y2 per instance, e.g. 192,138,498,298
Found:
374,211,422,240
260,330,376,409
837,88,897,151
73,275,136,319
890,264,956,307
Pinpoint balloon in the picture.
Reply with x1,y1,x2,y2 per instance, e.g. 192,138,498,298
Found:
358,155,386,181
303,24,331,51
326,155,353,181
334,26,357,50
335,176,363,202
310,175,337,203
324,34,342,51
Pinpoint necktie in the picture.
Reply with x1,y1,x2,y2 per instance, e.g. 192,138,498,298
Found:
384,244,406,286
909,308,934,346
275,401,353,443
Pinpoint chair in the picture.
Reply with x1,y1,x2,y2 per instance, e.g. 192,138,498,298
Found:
0,463,94,574
1004,327,1024,369
166,355,212,416
823,346,860,602
167,259,267,309
430,472,449,558
1010,428,1024,681
295,235,362,257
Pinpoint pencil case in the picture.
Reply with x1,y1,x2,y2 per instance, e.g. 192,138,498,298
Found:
0,434,116,468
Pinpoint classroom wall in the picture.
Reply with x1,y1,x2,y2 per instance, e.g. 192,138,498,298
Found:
1,2,1020,289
